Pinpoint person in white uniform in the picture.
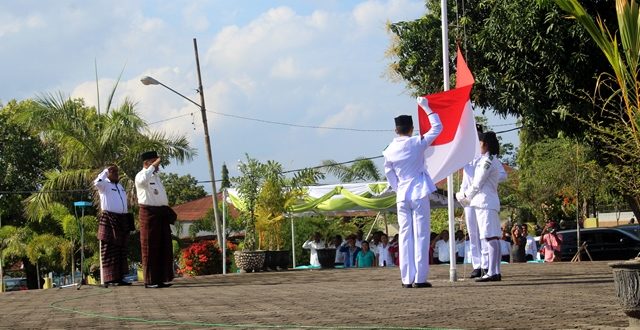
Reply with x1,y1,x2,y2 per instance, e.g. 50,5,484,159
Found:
95,165,132,286
459,127,507,278
457,131,503,282
302,232,325,267
383,97,442,288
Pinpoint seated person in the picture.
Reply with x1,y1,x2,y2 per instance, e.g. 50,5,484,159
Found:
435,230,451,264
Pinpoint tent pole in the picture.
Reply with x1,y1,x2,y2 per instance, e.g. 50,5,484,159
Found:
290,214,296,269
383,212,389,236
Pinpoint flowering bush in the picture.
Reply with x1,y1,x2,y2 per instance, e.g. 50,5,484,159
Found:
178,240,237,276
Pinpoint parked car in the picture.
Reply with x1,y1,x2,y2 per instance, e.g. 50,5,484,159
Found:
3,277,27,292
616,224,640,240
556,227,640,261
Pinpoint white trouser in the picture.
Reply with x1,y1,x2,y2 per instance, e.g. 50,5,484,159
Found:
475,207,502,276
464,206,487,270
397,196,431,285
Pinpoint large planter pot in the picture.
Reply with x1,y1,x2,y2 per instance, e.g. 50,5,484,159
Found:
234,251,265,273
609,257,640,328
263,250,290,271
317,248,336,269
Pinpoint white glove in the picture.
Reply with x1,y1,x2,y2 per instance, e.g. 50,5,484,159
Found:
455,192,470,207
416,96,433,114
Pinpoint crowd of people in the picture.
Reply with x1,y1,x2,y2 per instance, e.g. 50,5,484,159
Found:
302,230,401,268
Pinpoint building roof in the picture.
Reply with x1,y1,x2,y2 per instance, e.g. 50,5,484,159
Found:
172,193,239,222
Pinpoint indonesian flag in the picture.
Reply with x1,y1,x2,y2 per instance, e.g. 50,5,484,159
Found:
418,47,479,184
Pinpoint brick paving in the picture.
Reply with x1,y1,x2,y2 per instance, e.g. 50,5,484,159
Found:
0,261,630,329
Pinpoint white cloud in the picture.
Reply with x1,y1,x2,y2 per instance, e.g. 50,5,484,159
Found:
353,0,424,32
320,103,371,129
0,13,45,37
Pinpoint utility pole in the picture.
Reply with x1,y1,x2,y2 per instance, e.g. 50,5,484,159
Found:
193,38,223,243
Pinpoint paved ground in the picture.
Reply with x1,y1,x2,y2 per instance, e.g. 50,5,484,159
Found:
0,261,631,329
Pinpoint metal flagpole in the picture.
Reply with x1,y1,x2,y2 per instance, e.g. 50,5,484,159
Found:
290,215,296,269
222,189,227,275
441,0,457,282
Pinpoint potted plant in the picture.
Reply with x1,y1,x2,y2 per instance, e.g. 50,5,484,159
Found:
232,155,267,272
256,162,324,271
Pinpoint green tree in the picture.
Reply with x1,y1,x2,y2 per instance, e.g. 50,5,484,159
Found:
232,154,266,251
321,157,381,183
12,92,195,219
159,172,207,206
0,100,57,226
554,0,640,220
220,163,231,189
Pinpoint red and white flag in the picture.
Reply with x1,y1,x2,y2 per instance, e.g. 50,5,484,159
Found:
418,47,479,184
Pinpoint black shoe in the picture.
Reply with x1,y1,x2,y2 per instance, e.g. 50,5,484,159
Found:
482,268,489,276
158,283,173,288
114,280,132,286
402,284,413,288
413,282,432,288
469,269,482,278
475,274,501,282
145,284,160,289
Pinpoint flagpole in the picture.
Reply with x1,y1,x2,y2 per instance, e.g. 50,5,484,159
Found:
441,0,457,282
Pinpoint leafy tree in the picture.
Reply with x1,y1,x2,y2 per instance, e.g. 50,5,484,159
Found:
12,92,195,219
26,233,71,288
554,0,640,219
220,163,231,189
159,172,207,206
321,157,381,183
0,100,58,226
232,154,266,251
387,0,615,140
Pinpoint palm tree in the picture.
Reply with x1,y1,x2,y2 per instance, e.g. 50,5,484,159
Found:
13,90,196,219
321,157,382,183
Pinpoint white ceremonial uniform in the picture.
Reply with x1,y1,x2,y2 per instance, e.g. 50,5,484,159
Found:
383,108,441,286
435,239,451,263
135,165,169,206
524,234,539,260
463,152,503,277
460,157,506,271
94,169,127,214
302,240,325,267
377,243,395,267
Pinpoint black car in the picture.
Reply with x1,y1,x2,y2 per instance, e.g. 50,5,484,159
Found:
555,227,640,261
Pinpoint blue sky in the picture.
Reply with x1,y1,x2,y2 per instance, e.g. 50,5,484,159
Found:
0,0,518,190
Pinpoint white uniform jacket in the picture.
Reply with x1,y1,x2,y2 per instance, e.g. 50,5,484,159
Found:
463,153,502,211
459,156,507,194
94,169,128,214
135,165,169,206
383,114,442,202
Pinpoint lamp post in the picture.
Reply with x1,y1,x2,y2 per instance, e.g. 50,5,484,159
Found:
140,38,223,247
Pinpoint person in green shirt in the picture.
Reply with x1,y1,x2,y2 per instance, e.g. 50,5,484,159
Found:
356,241,376,268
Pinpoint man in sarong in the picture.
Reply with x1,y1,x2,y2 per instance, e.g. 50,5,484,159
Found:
135,151,177,289
95,165,132,286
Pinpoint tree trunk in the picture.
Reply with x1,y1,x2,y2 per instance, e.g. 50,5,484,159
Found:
23,258,38,290
624,195,640,222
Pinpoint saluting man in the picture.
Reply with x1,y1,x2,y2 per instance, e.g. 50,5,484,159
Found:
135,151,177,289
383,96,442,288
95,164,132,286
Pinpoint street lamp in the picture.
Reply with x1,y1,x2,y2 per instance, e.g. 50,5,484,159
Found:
139,39,223,249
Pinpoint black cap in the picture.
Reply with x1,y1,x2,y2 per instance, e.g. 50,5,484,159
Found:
394,115,413,127
140,151,158,161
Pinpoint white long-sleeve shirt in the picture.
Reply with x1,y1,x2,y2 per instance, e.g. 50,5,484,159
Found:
383,114,442,202
525,235,540,260
464,152,503,211
135,165,169,206
94,169,127,214
436,239,451,263
376,243,395,267
302,240,325,267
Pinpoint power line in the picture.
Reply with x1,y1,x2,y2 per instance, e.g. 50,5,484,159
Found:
206,111,391,132
0,189,90,195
